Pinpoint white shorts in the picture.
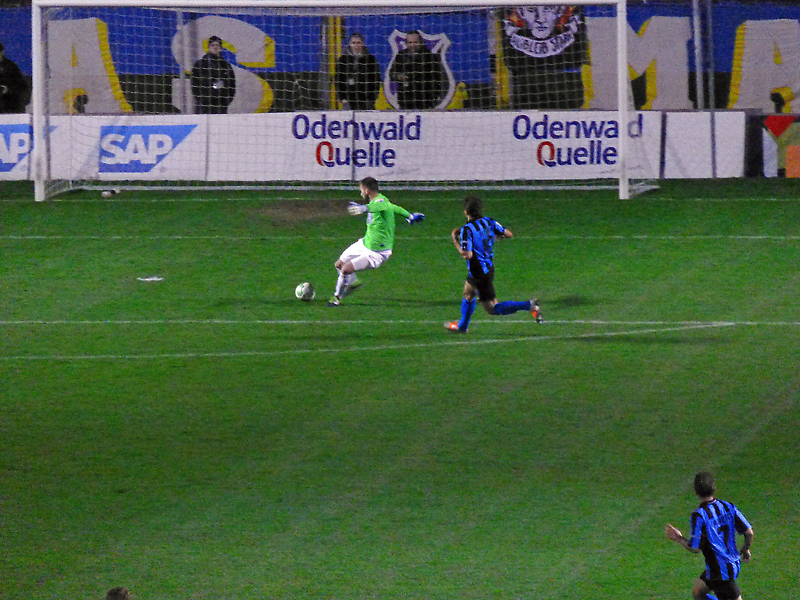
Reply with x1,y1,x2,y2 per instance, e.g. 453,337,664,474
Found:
338,238,392,271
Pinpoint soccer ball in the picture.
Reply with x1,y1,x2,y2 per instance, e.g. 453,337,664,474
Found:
295,282,315,301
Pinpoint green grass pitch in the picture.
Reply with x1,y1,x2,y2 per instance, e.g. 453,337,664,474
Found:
1,179,798,599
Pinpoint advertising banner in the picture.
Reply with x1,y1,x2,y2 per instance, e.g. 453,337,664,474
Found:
204,110,662,182
1,111,755,182
46,114,208,181
0,114,32,180
663,111,745,178
1,111,665,182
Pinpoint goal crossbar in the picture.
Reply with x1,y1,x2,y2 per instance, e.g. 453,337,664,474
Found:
31,0,638,201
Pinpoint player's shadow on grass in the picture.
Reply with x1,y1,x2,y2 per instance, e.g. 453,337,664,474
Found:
212,298,456,309
363,298,454,307
214,297,280,308
551,295,595,308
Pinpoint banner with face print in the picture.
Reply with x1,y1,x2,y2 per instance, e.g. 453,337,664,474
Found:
504,5,582,60
501,5,587,72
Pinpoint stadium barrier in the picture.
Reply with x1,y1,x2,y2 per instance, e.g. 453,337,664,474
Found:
1,111,747,183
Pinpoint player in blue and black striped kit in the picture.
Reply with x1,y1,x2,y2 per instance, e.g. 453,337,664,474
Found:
665,471,754,600
445,195,542,333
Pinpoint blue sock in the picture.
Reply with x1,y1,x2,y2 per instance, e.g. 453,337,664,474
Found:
458,299,476,330
492,300,531,315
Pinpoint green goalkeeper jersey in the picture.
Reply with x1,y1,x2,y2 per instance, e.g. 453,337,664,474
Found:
362,194,411,252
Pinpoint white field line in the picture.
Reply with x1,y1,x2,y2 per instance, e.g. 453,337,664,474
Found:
34,195,800,204
2,234,800,241
0,322,734,362
0,319,798,327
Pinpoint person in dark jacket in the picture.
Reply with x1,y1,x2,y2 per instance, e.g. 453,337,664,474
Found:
388,31,446,110
335,33,381,110
0,42,28,113
190,35,236,114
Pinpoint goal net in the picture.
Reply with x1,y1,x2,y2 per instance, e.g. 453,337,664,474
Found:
30,0,657,201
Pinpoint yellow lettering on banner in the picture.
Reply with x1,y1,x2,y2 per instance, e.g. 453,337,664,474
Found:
580,44,593,110
259,36,276,69
730,19,800,111
580,63,592,109
97,19,133,113
493,18,510,110
585,16,691,110
494,59,510,110
375,86,392,111
254,77,274,114
445,82,468,110
229,37,276,69
48,18,133,114
770,46,796,112
785,145,800,177
171,16,276,113
63,88,87,114
628,17,692,109
628,62,658,111
772,86,794,113
728,23,747,108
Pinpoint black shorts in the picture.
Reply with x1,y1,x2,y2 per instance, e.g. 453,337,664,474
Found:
467,268,495,302
700,572,741,600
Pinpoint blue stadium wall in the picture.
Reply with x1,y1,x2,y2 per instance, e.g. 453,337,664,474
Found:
3,2,800,112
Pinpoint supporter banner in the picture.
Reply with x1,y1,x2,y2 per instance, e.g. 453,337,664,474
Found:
4,3,800,113
762,114,800,177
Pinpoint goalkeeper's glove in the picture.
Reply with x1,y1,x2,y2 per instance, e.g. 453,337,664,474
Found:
347,202,368,215
406,212,425,225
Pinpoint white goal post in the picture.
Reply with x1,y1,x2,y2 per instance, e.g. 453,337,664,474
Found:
31,0,648,201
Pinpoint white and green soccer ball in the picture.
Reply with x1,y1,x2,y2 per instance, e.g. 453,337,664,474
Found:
295,282,315,301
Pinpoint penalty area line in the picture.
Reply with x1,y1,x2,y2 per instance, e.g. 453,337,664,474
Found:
3,234,800,241
1,319,798,327
0,322,734,362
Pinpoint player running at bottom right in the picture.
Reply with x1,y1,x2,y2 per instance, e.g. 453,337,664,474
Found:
445,195,542,333
665,471,754,600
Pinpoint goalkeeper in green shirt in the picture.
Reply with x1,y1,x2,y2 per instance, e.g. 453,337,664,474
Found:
327,177,424,307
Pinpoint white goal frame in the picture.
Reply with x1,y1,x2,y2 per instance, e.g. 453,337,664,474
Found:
31,0,633,200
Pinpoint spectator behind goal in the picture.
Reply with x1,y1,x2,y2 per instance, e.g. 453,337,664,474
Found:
335,33,381,110
388,31,447,110
0,41,28,113
191,35,236,114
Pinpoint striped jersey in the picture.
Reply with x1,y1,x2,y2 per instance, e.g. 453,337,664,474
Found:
458,216,506,277
690,498,752,581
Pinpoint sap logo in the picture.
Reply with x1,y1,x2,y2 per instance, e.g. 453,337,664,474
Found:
99,125,197,173
0,125,32,173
